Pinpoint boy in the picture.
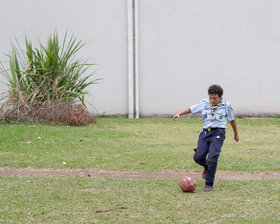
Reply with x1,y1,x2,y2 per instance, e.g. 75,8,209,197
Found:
173,84,239,191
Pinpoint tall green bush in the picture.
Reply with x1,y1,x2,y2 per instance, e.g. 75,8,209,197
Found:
0,32,99,125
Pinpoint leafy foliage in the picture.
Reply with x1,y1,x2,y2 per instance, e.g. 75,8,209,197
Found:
0,33,99,125
1,32,98,104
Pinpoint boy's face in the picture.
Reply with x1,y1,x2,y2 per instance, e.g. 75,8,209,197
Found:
209,94,222,106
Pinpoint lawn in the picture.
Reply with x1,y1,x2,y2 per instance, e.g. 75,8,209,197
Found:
0,177,279,224
0,118,280,172
0,118,280,223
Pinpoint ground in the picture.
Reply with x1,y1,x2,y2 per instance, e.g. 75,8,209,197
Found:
1,168,280,180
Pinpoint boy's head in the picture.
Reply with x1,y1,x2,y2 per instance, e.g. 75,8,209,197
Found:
208,84,223,106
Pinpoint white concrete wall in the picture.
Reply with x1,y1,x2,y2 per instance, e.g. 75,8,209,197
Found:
139,0,280,116
0,0,128,115
1,0,280,116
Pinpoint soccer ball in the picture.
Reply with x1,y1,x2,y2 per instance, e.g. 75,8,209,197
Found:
180,176,197,192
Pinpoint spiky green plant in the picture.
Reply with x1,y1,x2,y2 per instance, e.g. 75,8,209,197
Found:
0,32,99,106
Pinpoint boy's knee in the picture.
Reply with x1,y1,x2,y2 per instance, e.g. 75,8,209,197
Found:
193,154,204,163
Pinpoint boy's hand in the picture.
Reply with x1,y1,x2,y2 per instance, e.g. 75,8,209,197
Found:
173,114,180,121
173,109,190,121
234,134,239,142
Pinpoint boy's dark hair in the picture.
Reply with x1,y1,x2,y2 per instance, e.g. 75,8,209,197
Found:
208,84,223,96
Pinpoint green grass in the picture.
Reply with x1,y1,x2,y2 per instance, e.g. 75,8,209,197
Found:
1,118,280,223
0,177,279,223
0,118,280,172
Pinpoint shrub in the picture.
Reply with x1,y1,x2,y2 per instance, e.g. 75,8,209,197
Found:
0,32,99,125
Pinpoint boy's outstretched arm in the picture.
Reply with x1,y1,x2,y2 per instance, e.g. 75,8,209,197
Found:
173,108,191,121
230,120,239,142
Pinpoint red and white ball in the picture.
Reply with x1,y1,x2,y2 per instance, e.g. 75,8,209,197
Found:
180,176,197,192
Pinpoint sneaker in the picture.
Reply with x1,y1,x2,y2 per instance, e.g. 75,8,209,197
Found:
204,185,213,192
202,168,207,179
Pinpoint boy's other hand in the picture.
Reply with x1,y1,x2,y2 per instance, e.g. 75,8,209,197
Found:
234,134,239,142
173,114,180,121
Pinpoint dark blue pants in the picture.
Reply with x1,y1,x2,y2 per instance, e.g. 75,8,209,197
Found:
193,128,225,187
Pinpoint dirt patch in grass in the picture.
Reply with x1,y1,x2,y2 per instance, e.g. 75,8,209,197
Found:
0,168,280,180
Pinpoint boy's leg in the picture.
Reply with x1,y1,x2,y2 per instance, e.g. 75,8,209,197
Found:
205,129,225,187
193,131,209,169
